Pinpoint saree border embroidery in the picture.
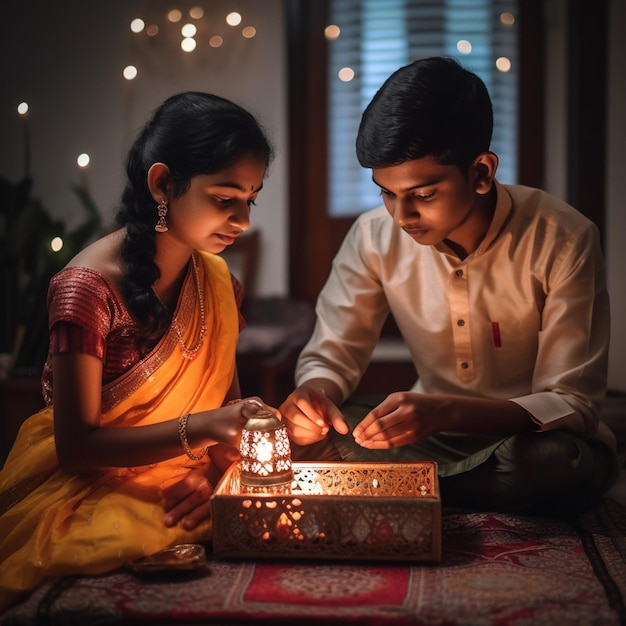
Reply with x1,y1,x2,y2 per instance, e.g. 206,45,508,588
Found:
100,338,176,414
100,260,199,414
0,471,56,516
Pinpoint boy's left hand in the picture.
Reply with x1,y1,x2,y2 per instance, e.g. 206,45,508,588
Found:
352,391,441,448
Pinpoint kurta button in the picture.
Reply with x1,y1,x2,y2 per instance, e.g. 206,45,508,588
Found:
457,319,465,326
455,269,463,278
461,362,469,369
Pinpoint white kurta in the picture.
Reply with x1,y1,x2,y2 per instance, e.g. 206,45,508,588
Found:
296,181,615,468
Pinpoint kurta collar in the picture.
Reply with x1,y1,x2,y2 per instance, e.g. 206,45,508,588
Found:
434,179,513,259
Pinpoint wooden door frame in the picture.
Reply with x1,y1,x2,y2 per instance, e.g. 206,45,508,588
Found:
566,0,608,242
286,0,332,302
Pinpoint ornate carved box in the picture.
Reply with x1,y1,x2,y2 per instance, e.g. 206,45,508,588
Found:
211,461,441,562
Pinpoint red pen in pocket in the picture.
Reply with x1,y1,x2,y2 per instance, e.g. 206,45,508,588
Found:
491,322,502,347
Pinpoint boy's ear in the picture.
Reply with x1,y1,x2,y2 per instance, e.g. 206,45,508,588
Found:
472,152,498,194
147,162,172,203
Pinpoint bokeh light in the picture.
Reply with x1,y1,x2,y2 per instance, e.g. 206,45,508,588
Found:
77,153,90,168
226,12,242,26
500,12,515,26
181,37,197,52
168,9,182,23
324,25,341,40
181,23,197,37
123,65,138,80
457,39,472,54
496,57,512,72
130,18,145,33
338,67,355,82
50,237,64,253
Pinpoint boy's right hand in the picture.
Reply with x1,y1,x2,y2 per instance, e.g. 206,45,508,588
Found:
279,383,349,445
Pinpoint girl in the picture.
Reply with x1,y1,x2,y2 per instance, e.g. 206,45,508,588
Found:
0,91,274,609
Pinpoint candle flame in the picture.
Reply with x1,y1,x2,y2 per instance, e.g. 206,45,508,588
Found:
256,439,273,463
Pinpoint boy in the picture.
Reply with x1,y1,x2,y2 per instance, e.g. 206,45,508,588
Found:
279,57,618,512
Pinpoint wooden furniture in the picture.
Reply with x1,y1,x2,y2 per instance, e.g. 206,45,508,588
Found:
236,297,315,406
220,231,316,407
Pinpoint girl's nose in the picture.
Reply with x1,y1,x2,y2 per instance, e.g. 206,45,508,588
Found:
231,203,251,230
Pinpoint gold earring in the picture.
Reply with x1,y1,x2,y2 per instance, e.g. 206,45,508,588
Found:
155,200,168,233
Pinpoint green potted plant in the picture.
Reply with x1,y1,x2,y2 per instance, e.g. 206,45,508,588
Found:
0,174,102,379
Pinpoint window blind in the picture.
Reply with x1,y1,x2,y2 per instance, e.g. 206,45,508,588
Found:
327,0,519,216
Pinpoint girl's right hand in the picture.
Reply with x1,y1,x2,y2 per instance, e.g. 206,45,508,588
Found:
211,396,280,447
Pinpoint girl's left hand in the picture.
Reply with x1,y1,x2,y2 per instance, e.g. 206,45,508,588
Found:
162,467,214,530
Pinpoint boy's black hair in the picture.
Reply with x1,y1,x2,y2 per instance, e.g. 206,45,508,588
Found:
356,56,493,171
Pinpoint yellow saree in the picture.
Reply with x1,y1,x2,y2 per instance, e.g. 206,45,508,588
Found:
0,252,238,610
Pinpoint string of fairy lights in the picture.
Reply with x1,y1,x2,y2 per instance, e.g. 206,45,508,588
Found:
122,6,257,83
14,6,261,255
13,5,515,255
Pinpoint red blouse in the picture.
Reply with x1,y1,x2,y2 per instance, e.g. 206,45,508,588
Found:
41,266,245,405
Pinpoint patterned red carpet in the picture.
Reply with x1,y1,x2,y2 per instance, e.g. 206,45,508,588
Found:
2,498,625,625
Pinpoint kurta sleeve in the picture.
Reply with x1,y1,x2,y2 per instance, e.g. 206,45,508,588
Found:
509,221,610,439
296,214,391,401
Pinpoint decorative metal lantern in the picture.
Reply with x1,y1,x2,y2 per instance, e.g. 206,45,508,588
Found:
238,401,294,487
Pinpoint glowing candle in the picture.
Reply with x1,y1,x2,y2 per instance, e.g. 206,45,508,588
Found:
77,152,90,190
17,101,31,178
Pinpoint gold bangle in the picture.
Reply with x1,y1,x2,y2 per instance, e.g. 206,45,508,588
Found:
178,413,208,461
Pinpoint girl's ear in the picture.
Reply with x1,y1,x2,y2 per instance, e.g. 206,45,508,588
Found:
147,163,172,203
472,152,498,194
